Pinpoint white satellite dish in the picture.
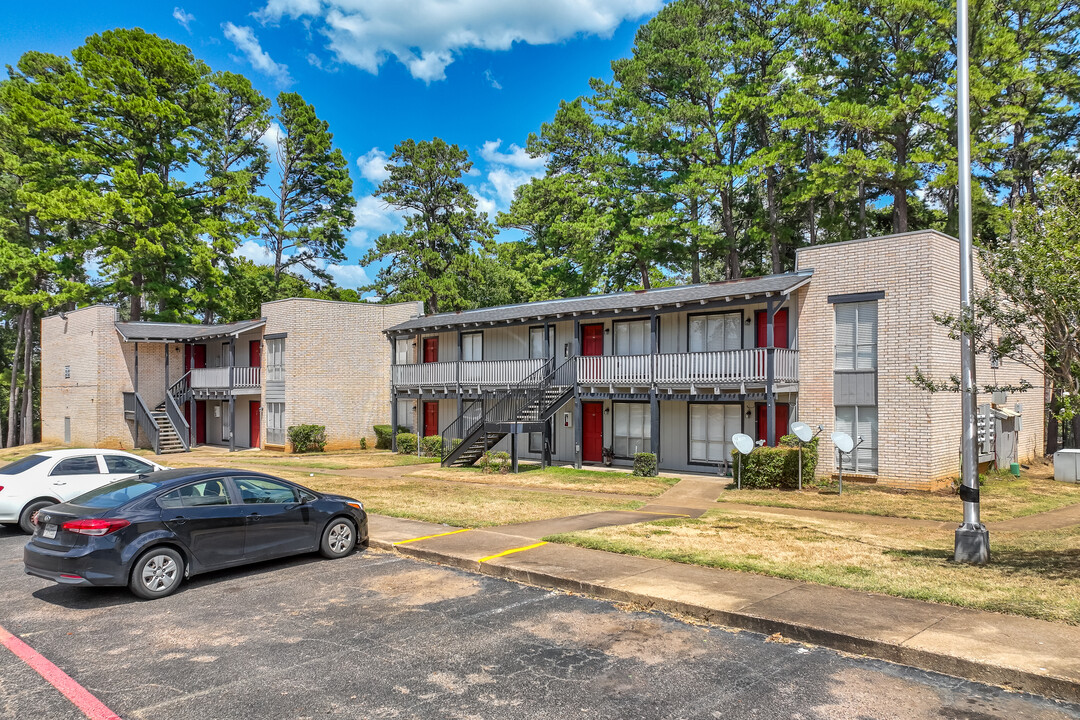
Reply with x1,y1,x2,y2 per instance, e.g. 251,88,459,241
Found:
791,422,812,443
732,433,755,456
832,431,854,454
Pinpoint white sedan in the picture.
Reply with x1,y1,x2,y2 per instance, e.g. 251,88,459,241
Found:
0,449,168,533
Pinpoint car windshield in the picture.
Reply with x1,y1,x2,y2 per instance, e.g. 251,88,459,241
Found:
69,477,161,509
0,454,49,475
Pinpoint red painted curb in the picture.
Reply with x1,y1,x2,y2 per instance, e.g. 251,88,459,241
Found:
0,624,121,720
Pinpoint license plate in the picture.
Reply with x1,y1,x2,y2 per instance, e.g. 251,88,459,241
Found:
42,524,57,539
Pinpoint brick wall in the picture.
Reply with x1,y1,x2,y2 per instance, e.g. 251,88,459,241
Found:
261,299,421,451
795,231,1044,490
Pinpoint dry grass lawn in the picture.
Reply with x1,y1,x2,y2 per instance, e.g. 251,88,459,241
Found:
549,507,1080,624
413,464,678,497
718,460,1080,523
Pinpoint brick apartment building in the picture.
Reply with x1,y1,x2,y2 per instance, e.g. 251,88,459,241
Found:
41,298,421,453
386,231,1043,490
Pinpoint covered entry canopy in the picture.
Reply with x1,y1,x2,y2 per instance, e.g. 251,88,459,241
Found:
114,318,265,343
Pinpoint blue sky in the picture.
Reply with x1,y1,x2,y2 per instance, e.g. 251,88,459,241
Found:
0,1,663,291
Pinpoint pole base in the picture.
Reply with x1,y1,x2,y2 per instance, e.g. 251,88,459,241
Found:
954,523,990,564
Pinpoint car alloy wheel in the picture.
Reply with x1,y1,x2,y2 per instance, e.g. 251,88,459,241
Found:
130,547,184,599
320,518,357,558
142,554,179,592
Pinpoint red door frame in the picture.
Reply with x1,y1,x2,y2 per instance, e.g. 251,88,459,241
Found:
423,337,439,363
250,401,261,449
756,403,789,446
423,401,439,437
581,324,604,357
755,308,789,348
582,402,604,462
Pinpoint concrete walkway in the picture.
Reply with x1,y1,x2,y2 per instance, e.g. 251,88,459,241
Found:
367,513,1080,704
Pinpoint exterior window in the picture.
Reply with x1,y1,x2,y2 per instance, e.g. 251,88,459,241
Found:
64,366,70,379
835,301,877,371
835,406,878,473
529,327,546,359
220,341,230,367
689,404,742,464
462,332,483,362
104,455,154,475
266,338,285,381
614,321,649,356
267,402,285,445
613,403,650,457
689,313,741,352
395,338,410,365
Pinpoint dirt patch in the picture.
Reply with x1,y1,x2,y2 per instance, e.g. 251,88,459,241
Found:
366,568,481,606
515,609,709,665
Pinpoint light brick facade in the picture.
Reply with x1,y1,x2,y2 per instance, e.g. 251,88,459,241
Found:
796,230,1044,490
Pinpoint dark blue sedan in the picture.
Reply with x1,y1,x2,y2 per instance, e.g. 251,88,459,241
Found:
23,468,368,599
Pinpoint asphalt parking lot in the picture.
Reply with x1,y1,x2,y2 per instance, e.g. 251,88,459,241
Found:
2,525,1078,720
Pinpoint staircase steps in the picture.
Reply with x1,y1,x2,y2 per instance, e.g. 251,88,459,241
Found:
151,407,187,454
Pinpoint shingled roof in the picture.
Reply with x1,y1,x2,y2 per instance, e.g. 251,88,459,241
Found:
386,270,812,335
114,318,265,343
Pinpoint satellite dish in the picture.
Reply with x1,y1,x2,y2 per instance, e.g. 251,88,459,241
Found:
791,422,812,443
732,433,755,455
832,432,854,454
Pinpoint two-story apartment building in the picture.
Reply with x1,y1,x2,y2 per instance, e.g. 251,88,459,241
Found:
41,298,421,454
386,231,1044,490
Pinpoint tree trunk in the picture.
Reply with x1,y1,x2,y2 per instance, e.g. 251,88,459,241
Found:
892,133,909,234
857,180,867,239
766,168,781,273
19,308,33,446
638,260,651,290
689,196,701,284
1008,123,1023,245
130,273,143,322
720,188,740,280
6,308,25,448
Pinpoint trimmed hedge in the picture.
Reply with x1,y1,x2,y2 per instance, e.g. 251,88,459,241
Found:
421,435,443,457
731,435,819,489
396,432,418,454
374,424,411,450
633,452,658,477
288,424,327,454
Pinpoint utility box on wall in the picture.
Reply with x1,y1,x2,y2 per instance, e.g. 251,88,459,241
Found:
1054,449,1080,483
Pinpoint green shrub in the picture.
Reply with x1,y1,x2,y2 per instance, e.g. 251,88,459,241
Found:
479,451,511,474
633,452,658,477
288,424,327,454
396,433,418,454
421,435,443,457
732,436,819,489
374,424,411,450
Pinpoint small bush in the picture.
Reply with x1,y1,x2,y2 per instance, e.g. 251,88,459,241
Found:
288,424,327,454
732,436,819,489
374,424,411,450
359,437,367,450
421,434,443,457
633,452,658,477
396,433,418,454
479,451,511,474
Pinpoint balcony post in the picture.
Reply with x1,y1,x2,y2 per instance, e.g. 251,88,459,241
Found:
133,341,139,449
766,300,777,446
229,338,236,453
574,390,583,470
391,389,399,453
456,330,463,419
650,312,660,456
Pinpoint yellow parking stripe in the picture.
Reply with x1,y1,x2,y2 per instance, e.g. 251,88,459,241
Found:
393,529,470,545
478,541,548,563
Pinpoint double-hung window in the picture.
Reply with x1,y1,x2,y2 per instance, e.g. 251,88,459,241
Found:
461,332,483,362
834,300,878,473
267,402,285,445
529,327,546,359
689,313,741,352
689,404,742,464
614,321,649,356
613,403,650,457
266,338,285,381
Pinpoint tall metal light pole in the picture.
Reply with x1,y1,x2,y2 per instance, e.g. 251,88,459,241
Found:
955,0,990,564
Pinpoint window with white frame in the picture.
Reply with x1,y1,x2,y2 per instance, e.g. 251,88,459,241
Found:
529,327,546,359
461,332,483,362
835,405,878,472
835,301,877,371
266,338,285,381
613,403,650,457
395,337,410,365
266,402,285,445
689,403,742,464
689,313,741,352
614,320,650,356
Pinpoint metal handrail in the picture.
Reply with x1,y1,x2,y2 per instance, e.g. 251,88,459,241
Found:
123,391,160,454
164,392,190,451
168,370,193,406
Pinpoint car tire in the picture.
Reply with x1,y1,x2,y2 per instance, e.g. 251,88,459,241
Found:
18,500,54,535
320,518,357,559
129,547,184,600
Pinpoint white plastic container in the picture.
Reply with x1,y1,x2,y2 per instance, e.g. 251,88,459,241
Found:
1053,449,1080,483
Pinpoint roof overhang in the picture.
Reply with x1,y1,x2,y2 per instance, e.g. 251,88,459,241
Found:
114,319,266,343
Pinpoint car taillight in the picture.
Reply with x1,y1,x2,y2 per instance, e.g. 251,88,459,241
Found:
61,519,131,536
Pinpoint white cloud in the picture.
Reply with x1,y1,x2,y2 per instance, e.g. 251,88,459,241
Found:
483,69,502,90
223,22,293,87
357,147,391,184
354,195,402,234
250,0,662,82
235,239,274,264
479,139,547,171
173,7,196,32
259,121,286,157
486,167,540,207
473,192,498,219
325,263,370,287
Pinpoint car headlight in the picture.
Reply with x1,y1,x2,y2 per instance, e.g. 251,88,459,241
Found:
346,501,364,511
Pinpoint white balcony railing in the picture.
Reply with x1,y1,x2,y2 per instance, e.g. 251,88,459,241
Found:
190,366,262,391
392,358,546,388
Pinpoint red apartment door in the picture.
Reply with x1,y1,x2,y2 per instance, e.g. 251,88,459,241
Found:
250,401,261,449
185,343,207,370
423,337,439,363
756,403,789,446
582,402,604,462
249,340,261,368
755,308,789,348
195,400,207,445
423,402,439,437
581,324,604,356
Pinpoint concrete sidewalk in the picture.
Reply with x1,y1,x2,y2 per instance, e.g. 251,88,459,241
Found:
367,513,1080,703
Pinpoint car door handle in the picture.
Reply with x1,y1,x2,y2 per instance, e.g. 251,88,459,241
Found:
52,481,66,486
248,513,262,521
170,515,187,525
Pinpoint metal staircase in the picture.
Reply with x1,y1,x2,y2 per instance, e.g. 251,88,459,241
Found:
440,358,576,467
